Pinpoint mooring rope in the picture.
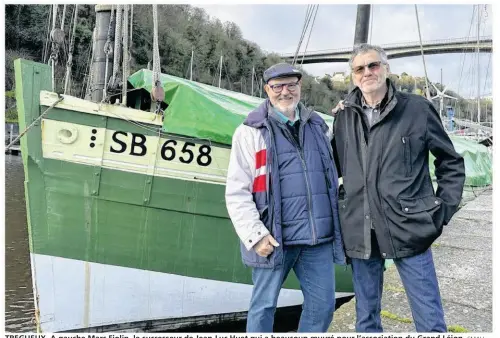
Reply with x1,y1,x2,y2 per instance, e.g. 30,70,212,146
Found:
5,96,64,150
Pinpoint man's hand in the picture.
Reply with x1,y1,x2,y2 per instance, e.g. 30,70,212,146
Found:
331,100,345,116
254,234,279,257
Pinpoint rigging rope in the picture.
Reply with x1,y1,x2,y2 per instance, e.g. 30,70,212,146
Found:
6,96,64,151
80,42,92,98
464,7,482,103
64,4,78,95
50,4,59,91
151,4,164,114
43,7,52,63
110,4,123,93
60,4,67,30
482,52,491,95
293,5,314,65
52,4,58,31
85,28,97,99
456,5,477,98
102,5,115,101
152,5,161,86
414,5,431,101
129,5,134,61
300,5,319,65
122,5,130,106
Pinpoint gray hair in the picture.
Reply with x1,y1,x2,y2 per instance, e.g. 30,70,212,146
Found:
348,43,389,68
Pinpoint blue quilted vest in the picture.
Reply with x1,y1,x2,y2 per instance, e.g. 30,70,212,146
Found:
240,100,346,268
267,112,334,245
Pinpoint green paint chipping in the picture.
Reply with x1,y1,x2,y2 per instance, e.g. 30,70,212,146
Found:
380,310,413,324
384,285,406,293
432,243,441,247
447,325,469,333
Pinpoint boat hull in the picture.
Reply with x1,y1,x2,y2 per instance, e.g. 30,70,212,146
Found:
14,59,354,332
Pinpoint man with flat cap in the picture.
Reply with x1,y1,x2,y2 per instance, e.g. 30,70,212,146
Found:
225,63,346,332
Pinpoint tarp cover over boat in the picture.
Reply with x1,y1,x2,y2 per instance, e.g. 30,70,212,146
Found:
128,69,334,145
432,136,492,187
129,69,491,187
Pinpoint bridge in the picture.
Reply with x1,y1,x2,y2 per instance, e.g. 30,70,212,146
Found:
282,36,492,64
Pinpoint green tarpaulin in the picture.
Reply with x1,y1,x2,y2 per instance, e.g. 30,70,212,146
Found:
128,69,333,145
129,69,491,187
430,136,492,187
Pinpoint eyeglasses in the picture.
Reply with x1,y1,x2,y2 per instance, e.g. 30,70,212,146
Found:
268,81,300,93
352,61,384,75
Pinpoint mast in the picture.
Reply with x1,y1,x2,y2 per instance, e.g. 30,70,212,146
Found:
218,53,223,88
440,68,443,120
353,5,371,46
350,5,371,90
190,48,193,81
251,66,255,96
440,68,443,90
90,5,113,102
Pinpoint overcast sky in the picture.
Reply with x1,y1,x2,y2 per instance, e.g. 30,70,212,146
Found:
196,4,492,98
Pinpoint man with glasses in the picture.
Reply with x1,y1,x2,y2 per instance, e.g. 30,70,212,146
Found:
225,63,346,332
331,44,465,332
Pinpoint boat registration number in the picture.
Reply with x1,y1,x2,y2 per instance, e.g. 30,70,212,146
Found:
108,131,212,167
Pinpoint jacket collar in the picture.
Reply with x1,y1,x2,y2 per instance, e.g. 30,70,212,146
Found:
244,99,326,131
345,78,395,106
344,78,400,124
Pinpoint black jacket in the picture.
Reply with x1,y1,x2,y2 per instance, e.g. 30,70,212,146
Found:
332,80,465,259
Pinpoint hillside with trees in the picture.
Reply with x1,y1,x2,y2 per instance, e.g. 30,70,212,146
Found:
5,4,491,122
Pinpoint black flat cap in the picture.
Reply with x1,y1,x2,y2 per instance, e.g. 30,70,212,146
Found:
263,63,302,83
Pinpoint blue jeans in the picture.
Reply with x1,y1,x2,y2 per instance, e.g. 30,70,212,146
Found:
246,242,335,332
351,248,446,332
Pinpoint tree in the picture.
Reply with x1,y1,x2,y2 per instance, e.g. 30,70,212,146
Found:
6,4,491,123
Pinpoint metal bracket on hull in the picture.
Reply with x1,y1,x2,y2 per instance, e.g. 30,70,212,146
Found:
142,130,162,205
143,176,153,205
91,115,109,197
91,166,102,196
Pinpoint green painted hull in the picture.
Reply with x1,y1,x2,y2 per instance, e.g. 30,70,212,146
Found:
14,59,354,332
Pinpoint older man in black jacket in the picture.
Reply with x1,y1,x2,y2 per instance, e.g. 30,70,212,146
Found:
331,44,465,333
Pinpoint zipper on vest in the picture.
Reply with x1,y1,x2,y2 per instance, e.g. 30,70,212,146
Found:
325,168,332,189
297,124,317,245
279,122,317,244
280,123,317,244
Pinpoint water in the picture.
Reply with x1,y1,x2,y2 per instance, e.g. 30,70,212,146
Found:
4,153,351,333
3,154,302,333
6,152,481,333
5,154,36,332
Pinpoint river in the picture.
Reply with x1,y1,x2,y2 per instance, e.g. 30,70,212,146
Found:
5,154,36,332
4,154,303,333
4,151,482,333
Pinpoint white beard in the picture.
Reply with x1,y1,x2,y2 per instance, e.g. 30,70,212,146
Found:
276,99,299,115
